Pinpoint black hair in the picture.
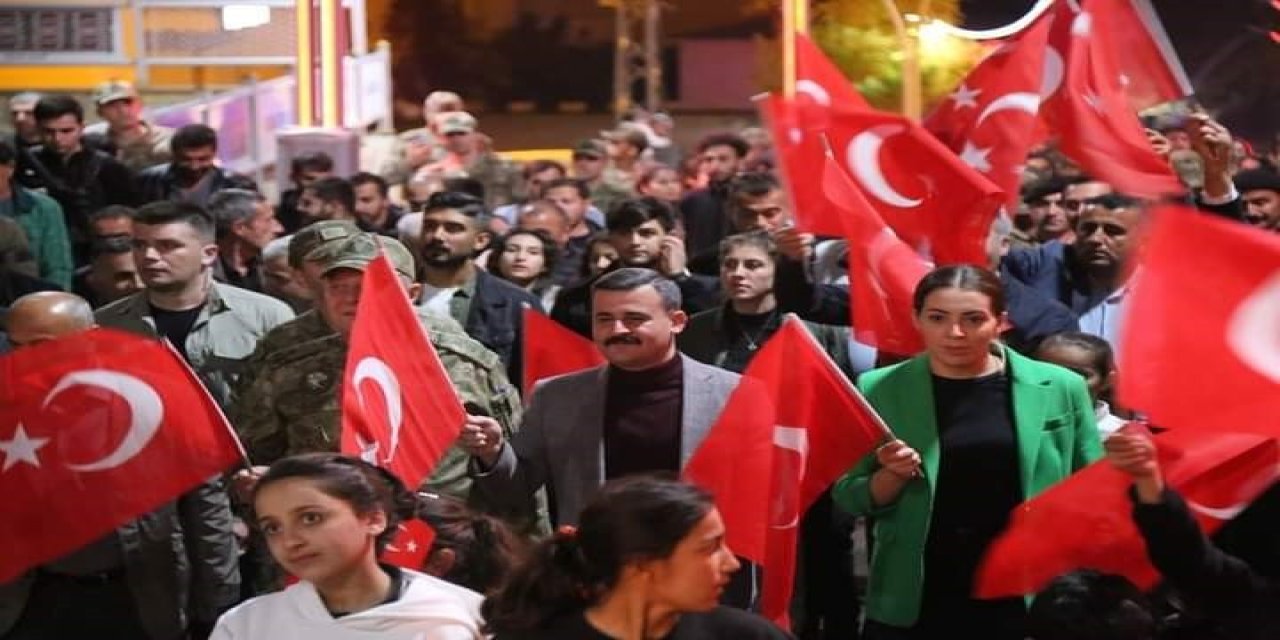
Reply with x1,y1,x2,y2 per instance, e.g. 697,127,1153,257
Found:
291,151,334,175
417,493,528,594
592,267,681,312
696,132,749,158
1022,176,1069,205
207,188,267,237
170,124,218,153
1026,570,1156,640
605,197,677,234
726,171,780,203
486,228,560,281
89,205,136,227
523,159,566,180
306,177,356,214
33,95,83,124
443,176,485,201
89,234,134,259
912,264,1006,316
1036,331,1115,376
1086,193,1142,211
132,201,216,242
482,475,714,634
424,190,488,226
544,177,590,200
579,231,617,279
350,171,390,198
718,230,778,264
252,453,417,552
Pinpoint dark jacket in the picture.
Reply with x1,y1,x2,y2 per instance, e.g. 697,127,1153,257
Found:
136,164,240,207
1133,487,1280,640
0,477,241,639
467,269,544,392
16,146,138,252
679,304,854,378
679,186,732,259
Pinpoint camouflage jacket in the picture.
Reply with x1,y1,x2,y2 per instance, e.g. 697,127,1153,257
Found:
230,309,523,504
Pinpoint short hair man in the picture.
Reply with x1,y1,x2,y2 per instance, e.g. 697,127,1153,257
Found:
95,200,294,409
462,267,743,534
207,188,283,292
680,132,750,257
350,171,403,235
137,124,240,206
0,290,240,640
83,80,174,171
276,151,335,232
418,190,543,387
0,139,73,288
72,234,142,307
1234,168,1280,231
19,95,140,260
297,176,357,226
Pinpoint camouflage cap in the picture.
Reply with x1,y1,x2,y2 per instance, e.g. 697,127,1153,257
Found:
92,80,139,105
319,232,416,280
571,138,606,159
434,111,477,135
288,219,361,269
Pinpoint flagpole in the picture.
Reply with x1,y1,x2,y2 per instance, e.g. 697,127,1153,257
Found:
782,314,898,440
782,0,797,97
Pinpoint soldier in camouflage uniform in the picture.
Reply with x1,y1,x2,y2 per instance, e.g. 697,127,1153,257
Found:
416,112,520,211
236,219,361,392
231,233,523,508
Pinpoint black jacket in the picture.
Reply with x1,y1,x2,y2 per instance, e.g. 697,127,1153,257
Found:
1133,486,1280,640
16,146,138,251
136,164,240,207
466,269,544,392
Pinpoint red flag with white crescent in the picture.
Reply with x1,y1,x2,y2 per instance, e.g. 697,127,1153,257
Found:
0,328,243,582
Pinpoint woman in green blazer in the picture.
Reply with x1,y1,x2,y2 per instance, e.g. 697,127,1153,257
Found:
833,265,1102,640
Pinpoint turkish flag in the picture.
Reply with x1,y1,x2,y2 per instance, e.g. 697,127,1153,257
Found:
686,316,889,626
795,33,870,112
1041,0,1183,198
341,252,465,490
758,94,844,238
381,518,436,570
0,328,243,582
924,14,1052,209
1097,0,1193,111
1119,205,1280,435
521,307,603,398
976,426,1280,597
825,105,1004,265
823,153,929,355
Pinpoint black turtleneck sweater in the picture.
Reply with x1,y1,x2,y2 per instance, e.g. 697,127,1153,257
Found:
603,355,684,479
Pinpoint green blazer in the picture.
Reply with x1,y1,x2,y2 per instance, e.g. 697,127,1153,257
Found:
832,347,1102,628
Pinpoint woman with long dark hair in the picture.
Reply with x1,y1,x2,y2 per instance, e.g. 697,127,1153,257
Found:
211,453,484,639
483,475,790,639
417,492,528,595
834,265,1102,640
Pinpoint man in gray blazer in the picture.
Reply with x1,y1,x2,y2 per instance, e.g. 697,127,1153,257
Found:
461,267,741,527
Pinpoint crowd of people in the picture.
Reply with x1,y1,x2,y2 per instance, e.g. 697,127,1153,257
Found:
1,76,1279,640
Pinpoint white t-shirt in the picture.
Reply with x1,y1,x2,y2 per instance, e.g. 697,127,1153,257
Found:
211,569,484,640
419,285,460,319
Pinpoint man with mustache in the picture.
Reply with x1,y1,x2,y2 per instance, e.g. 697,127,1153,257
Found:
460,267,743,557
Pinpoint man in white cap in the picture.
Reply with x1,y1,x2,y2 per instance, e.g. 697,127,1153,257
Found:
83,80,174,172
417,111,520,210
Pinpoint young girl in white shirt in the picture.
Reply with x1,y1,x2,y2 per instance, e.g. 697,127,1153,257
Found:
212,453,484,640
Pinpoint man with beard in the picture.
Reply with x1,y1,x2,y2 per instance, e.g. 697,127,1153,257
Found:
679,132,749,258
418,190,542,389
137,124,240,207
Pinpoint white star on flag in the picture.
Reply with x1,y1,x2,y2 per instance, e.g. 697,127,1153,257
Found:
949,84,981,110
0,424,50,472
959,142,993,173
406,540,419,553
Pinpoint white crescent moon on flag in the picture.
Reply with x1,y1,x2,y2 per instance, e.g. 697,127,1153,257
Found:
1185,500,1249,521
353,357,404,462
1041,47,1065,98
795,79,832,106
1225,271,1280,384
44,370,163,472
977,92,1041,126
771,426,810,530
847,125,923,209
